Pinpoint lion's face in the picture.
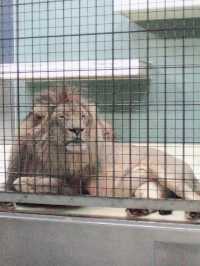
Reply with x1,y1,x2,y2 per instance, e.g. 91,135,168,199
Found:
49,103,95,153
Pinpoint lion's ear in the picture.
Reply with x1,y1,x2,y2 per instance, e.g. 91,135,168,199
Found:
87,103,116,141
33,111,43,122
25,105,55,136
32,105,47,124
97,119,116,141
102,127,115,141
33,104,56,117
19,110,43,138
21,104,50,132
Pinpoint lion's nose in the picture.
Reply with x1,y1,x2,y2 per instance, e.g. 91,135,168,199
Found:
69,128,84,136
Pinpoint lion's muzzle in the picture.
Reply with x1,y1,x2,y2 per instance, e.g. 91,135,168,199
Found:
65,139,88,153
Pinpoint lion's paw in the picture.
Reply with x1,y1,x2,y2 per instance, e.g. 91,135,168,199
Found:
185,211,200,220
126,208,156,218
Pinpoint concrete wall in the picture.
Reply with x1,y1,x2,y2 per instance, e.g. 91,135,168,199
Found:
0,212,200,266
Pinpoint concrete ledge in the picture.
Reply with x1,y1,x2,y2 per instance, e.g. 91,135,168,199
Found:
0,212,200,266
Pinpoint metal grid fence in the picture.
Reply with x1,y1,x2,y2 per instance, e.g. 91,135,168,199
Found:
0,0,200,217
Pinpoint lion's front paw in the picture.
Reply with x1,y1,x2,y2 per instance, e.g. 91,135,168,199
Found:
13,177,76,195
13,176,60,193
13,177,34,193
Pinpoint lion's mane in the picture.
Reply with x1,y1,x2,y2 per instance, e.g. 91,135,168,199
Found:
7,86,114,193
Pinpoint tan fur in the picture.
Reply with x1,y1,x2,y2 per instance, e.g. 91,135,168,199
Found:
87,143,200,201
14,142,200,202
11,87,200,218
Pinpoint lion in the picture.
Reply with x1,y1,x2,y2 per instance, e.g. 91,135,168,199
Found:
7,87,114,193
8,87,200,219
11,101,200,219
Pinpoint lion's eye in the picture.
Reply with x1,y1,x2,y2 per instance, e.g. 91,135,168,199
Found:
59,115,65,119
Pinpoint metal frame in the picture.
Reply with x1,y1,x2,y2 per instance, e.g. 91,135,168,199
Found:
1,192,200,212
0,0,199,215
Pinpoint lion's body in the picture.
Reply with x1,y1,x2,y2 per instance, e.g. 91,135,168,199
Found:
88,143,200,201
13,140,200,202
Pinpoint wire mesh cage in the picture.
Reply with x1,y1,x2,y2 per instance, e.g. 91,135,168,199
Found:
0,0,200,218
